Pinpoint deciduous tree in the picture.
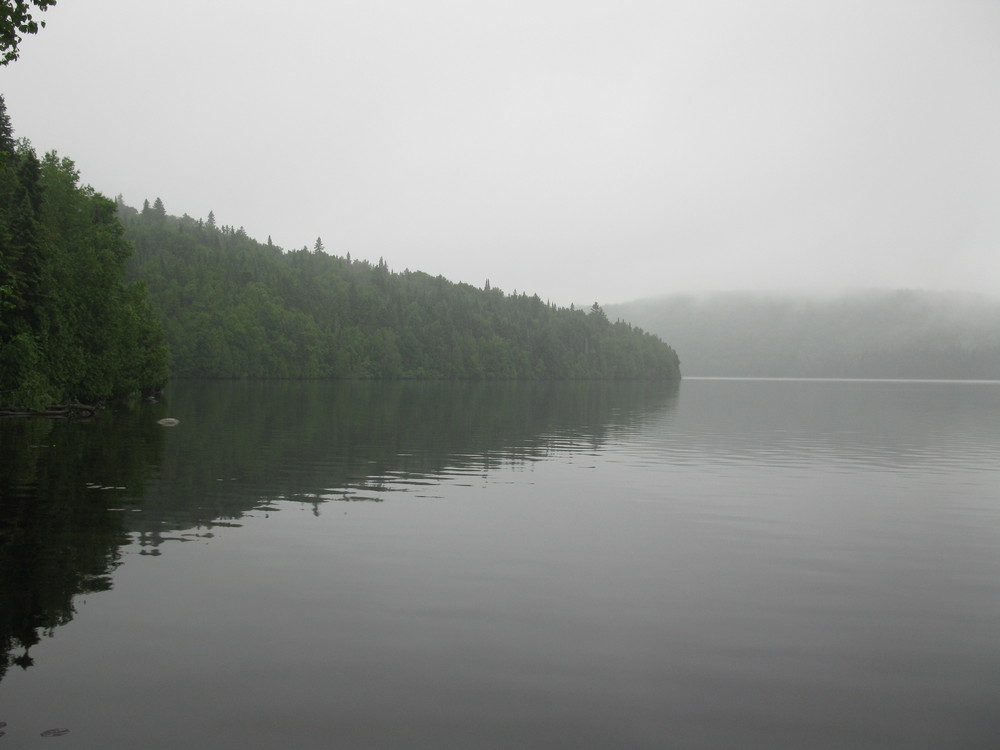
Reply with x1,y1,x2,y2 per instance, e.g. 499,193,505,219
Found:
1,1,57,65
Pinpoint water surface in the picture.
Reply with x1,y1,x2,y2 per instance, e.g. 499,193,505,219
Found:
1,379,998,748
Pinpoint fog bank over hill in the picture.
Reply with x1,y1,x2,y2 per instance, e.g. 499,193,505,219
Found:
5,2,1000,306
607,290,1000,379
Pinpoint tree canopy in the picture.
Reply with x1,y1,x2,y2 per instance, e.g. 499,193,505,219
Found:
121,205,680,381
0,97,169,409
0,0,56,65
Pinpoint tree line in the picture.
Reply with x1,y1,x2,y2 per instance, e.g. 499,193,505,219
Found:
120,200,680,381
0,91,678,409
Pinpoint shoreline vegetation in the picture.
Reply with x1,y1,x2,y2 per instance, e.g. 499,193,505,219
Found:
121,196,680,382
0,97,169,412
1,97,680,415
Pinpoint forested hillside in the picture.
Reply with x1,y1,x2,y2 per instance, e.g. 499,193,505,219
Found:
121,202,680,380
608,290,1000,379
0,97,168,409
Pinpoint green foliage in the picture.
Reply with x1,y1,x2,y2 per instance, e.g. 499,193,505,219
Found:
0,99,169,408
0,0,56,65
123,208,680,381
0,94,12,156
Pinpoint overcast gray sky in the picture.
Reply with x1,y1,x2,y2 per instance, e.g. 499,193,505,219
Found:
3,0,999,305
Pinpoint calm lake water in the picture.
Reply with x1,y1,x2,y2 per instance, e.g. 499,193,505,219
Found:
1,378,999,749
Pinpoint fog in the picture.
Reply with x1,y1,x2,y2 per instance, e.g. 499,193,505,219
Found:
608,289,1000,378
3,0,999,305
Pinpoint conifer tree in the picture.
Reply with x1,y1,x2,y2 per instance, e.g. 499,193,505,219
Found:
0,104,169,408
0,95,13,159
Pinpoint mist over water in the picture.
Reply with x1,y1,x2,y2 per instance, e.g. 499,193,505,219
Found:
608,290,1000,379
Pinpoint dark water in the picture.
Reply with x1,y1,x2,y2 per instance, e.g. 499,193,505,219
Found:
1,378,999,749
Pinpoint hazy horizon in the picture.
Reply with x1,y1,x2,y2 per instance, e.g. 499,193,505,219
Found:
3,1,999,306
610,285,1000,307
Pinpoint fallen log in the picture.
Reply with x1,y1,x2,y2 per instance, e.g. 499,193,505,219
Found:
0,403,99,419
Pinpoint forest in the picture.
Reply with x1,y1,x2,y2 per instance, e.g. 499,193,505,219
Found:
0,94,679,409
119,199,680,381
0,96,169,410
608,290,1000,379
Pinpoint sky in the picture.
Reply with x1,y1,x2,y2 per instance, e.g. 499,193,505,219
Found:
2,0,999,305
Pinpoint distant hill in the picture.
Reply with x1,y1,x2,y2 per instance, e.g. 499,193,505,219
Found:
121,200,679,380
607,290,1000,379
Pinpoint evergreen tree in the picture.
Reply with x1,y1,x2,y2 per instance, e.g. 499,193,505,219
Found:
4,145,44,332
0,105,168,409
0,94,13,159
121,200,681,382
589,302,608,324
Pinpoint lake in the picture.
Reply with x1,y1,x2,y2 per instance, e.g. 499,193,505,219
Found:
1,378,999,749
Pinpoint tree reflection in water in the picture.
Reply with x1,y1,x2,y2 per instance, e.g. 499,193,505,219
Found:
0,380,678,680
